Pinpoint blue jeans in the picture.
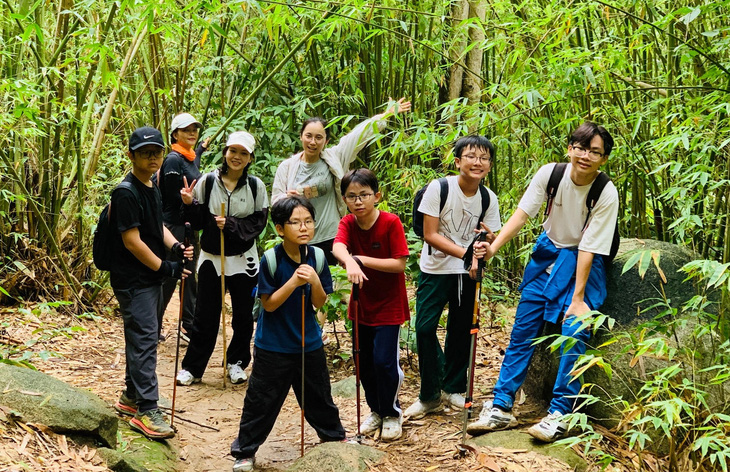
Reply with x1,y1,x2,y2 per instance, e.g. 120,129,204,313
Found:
493,270,593,415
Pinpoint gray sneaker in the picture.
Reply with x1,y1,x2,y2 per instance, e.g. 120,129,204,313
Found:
227,362,248,384
441,391,465,409
466,401,517,436
403,398,442,419
232,457,254,472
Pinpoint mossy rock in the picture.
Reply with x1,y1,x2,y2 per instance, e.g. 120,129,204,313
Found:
468,429,587,471
286,441,385,472
0,364,117,447
99,419,177,472
330,376,365,399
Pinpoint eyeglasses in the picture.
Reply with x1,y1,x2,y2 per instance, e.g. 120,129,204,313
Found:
285,219,315,229
136,150,164,160
459,154,492,163
571,145,605,160
344,193,374,203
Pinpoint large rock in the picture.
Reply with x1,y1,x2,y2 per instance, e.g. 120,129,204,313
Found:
0,364,117,447
467,429,587,471
330,375,365,399
286,441,385,472
98,419,177,472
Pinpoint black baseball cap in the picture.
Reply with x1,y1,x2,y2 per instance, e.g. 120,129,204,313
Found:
129,126,165,151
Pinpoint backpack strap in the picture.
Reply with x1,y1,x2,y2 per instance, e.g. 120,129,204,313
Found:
263,245,326,279
311,246,326,274
437,177,449,214
203,172,217,206
584,172,610,231
247,175,258,204
476,185,491,229
544,162,567,217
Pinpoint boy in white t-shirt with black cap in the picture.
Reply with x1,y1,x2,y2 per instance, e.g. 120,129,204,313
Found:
404,135,502,419
467,121,619,443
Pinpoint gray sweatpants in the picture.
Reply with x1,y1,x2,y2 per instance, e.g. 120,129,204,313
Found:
114,284,162,412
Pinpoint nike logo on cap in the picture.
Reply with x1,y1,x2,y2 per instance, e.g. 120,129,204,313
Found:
143,135,155,139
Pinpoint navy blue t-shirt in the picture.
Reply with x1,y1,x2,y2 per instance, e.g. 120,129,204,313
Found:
254,244,333,353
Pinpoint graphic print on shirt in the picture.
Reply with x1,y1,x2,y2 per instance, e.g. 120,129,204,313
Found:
296,161,332,201
245,256,257,277
430,206,479,258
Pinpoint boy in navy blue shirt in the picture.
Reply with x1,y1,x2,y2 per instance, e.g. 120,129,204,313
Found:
230,195,346,472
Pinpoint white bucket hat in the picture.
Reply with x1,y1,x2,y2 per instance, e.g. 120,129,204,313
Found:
170,113,202,143
226,131,256,153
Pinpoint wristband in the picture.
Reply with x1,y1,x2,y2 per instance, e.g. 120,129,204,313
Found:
172,242,185,258
352,256,364,269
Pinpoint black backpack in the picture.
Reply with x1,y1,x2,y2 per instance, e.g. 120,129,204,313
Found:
545,162,619,263
412,177,490,252
93,182,141,271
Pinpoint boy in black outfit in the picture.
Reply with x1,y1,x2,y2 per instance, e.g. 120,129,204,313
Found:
111,126,192,440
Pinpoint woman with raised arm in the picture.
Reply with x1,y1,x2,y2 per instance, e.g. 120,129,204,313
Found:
271,98,411,264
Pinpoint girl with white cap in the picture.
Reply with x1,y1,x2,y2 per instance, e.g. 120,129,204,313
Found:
176,131,269,385
158,113,207,341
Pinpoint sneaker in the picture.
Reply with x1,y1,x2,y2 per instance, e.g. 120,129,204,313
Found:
527,411,568,443
130,408,175,439
441,391,465,409
466,401,518,436
403,398,442,419
359,412,382,435
227,362,248,384
114,392,137,417
176,369,201,386
232,457,254,472
178,329,190,344
380,416,403,441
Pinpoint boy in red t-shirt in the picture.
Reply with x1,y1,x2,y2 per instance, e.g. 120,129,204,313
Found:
333,168,410,441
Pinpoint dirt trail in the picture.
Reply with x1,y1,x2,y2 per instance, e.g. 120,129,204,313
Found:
9,288,580,472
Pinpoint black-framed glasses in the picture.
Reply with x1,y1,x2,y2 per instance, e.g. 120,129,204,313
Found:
285,219,315,229
571,145,605,160
460,154,492,163
136,150,164,160
344,193,374,203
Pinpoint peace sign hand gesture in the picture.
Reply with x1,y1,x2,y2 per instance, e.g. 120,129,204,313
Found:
180,176,197,205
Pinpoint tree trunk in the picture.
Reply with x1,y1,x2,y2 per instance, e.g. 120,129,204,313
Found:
446,0,469,126
464,0,486,132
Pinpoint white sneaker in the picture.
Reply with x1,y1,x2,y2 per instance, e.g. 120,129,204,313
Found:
359,412,382,435
441,391,465,409
527,411,568,442
227,362,248,384
176,369,201,386
381,416,403,441
403,398,442,419
466,400,517,436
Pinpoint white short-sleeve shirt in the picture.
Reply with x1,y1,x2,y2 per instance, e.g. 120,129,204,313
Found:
418,176,502,274
518,163,618,255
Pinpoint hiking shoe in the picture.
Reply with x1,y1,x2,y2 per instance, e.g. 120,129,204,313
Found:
232,457,254,471
176,369,201,386
130,408,175,439
466,401,518,436
441,391,465,409
404,398,442,419
359,412,382,435
114,392,137,417
227,362,248,384
381,416,403,441
527,411,568,443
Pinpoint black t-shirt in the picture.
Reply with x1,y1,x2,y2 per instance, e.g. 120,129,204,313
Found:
110,173,166,290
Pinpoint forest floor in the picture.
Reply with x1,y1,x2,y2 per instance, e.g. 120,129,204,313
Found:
0,287,659,472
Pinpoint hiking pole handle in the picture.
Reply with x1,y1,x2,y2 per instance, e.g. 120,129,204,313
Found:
352,282,359,301
475,231,487,280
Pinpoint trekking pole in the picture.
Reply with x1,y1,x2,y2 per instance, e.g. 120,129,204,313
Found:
220,203,228,389
352,283,362,444
171,223,193,428
459,231,487,456
299,244,307,457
